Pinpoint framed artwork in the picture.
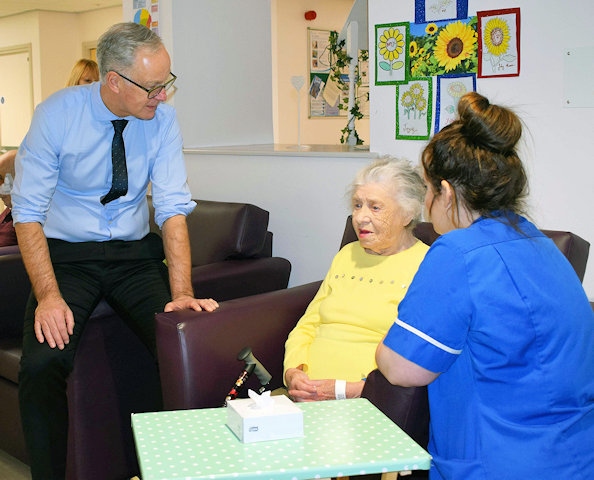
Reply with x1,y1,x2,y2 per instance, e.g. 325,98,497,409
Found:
477,8,521,78
415,0,468,23
409,17,478,78
375,22,409,85
435,73,475,133
396,78,433,140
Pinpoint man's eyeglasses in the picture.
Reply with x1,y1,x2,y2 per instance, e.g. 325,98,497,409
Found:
114,71,177,99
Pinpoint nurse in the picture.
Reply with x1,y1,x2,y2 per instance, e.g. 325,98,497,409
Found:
376,92,594,480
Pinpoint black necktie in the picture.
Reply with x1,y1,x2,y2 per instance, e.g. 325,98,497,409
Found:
101,119,129,205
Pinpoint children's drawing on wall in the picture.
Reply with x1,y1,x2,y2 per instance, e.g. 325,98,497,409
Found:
477,8,521,78
435,73,475,133
396,78,433,140
415,0,468,23
375,23,409,85
409,17,478,78
131,0,159,34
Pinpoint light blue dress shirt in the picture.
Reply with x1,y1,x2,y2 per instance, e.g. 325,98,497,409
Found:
12,82,195,242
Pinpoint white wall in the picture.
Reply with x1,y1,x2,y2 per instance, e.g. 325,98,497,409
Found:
368,0,594,299
171,1,274,147
38,12,83,98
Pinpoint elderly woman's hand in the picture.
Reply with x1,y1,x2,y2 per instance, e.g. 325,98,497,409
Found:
285,367,318,402
286,367,365,402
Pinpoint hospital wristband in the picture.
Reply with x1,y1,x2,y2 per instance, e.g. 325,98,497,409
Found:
335,379,347,400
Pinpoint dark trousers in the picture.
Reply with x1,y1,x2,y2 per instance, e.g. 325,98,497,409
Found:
18,234,171,480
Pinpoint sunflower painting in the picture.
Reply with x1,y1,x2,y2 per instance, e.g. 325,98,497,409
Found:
435,73,476,133
409,17,478,78
396,78,433,140
375,22,409,85
477,8,521,78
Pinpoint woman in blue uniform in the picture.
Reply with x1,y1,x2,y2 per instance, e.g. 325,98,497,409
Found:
376,91,594,480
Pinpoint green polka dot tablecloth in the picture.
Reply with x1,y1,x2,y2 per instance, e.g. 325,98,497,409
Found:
131,397,431,480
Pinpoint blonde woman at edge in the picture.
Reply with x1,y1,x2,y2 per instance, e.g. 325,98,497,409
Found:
284,157,429,402
66,58,99,86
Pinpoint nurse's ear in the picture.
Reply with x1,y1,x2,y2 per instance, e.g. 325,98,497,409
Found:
440,179,463,228
440,180,454,211
441,179,477,229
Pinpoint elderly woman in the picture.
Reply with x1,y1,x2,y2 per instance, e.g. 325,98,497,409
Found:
284,157,429,402
376,92,594,479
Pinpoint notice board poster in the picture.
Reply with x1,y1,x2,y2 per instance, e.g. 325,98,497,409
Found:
307,28,368,119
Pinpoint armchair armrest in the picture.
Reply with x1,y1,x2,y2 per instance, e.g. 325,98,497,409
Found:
362,369,429,449
155,281,321,411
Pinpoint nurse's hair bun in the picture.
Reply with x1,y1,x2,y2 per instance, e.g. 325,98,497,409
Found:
458,91,522,156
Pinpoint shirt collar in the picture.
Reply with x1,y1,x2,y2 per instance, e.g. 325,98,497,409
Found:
90,81,132,123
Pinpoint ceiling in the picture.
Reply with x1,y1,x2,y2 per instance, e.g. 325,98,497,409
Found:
0,0,121,19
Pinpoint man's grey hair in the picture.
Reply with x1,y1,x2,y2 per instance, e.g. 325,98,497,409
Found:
348,156,426,229
97,22,163,81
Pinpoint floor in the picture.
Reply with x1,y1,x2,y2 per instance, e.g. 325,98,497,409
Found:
0,450,141,480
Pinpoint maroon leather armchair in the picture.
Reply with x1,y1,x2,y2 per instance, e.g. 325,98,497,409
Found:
0,199,291,480
154,218,590,478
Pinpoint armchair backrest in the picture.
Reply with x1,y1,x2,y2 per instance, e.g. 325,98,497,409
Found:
341,216,590,282
148,197,271,266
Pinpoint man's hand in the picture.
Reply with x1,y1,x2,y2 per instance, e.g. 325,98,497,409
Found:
164,294,219,312
14,222,74,350
34,296,75,350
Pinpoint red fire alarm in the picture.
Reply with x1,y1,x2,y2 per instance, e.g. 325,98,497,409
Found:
304,10,317,21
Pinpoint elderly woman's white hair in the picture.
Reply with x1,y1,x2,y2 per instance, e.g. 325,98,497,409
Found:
348,156,426,230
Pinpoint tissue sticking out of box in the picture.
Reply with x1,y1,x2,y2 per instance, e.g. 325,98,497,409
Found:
247,389,273,409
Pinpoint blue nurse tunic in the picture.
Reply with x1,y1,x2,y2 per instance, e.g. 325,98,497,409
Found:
383,214,594,480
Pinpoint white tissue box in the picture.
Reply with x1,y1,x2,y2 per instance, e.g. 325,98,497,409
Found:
226,394,304,443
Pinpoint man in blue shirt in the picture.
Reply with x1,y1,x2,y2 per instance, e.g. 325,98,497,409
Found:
11,22,219,479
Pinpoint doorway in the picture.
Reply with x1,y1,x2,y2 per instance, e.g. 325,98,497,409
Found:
0,44,33,148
